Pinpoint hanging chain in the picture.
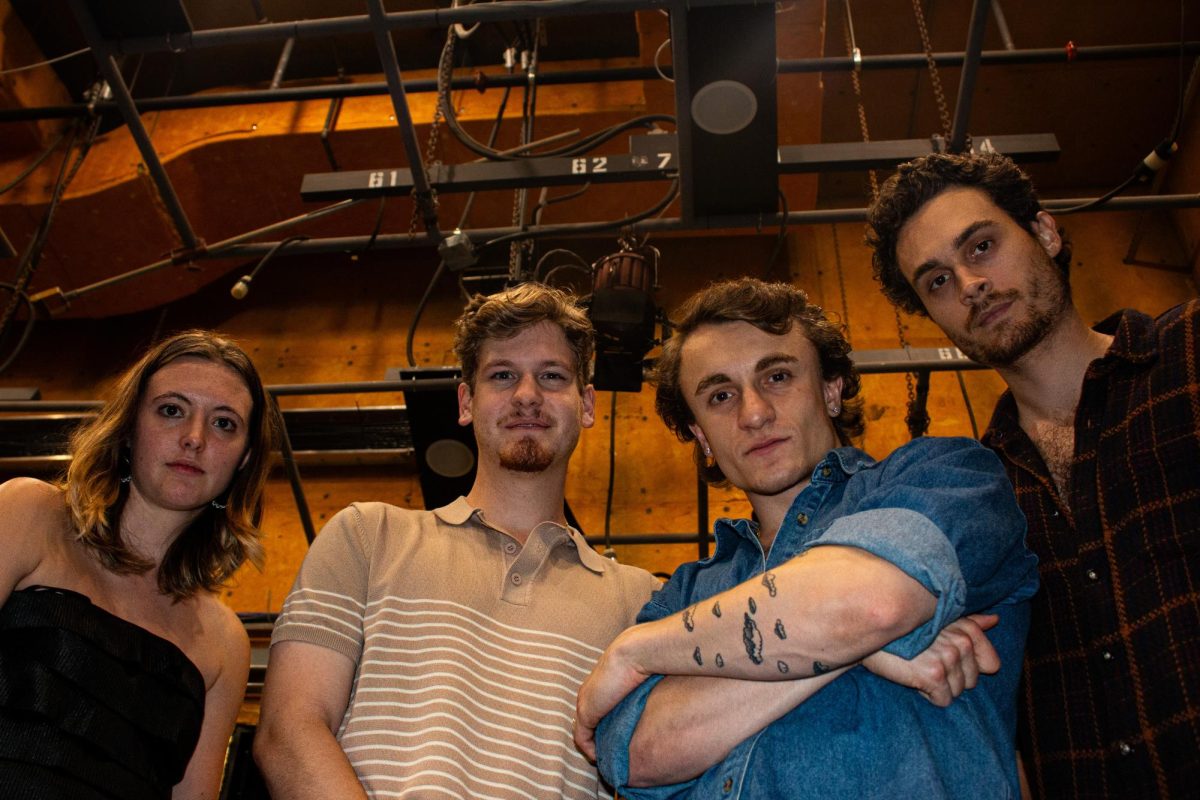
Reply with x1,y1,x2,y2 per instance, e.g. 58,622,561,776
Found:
410,31,454,241
912,0,952,139
845,2,924,433
829,223,852,342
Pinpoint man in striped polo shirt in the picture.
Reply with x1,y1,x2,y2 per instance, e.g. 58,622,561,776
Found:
255,283,660,799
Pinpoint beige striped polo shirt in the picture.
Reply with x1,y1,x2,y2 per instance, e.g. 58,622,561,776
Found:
271,498,661,800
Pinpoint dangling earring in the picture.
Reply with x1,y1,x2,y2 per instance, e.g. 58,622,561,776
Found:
119,449,132,484
211,498,227,510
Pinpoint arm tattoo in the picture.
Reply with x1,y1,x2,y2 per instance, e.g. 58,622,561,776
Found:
773,619,787,640
712,601,722,618
715,653,725,668
761,572,778,597
682,606,696,632
777,661,790,674
742,613,764,665
748,597,757,615
812,661,832,675
693,646,703,666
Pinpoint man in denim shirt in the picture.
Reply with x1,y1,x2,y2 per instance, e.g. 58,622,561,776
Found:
573,278,1038,799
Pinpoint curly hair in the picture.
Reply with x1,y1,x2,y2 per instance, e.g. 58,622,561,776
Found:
866,152,1073,316
63,330,280,600
653,278,864,485
453,282,594,390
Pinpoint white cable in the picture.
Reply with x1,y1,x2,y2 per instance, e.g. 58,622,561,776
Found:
0,47,91,76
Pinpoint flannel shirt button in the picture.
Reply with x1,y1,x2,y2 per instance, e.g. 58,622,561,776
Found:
723,777,734,793
1086,569,1099,582
1052,510,1060,517
797,513,809,525
1118,741,1133,756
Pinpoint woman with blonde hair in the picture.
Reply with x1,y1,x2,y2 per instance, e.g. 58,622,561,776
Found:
0,330,279,800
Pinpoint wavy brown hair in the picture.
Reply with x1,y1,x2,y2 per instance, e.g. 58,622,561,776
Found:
454,283,594,389
653,278,864,485
866,151,1073,316
63,330,280,600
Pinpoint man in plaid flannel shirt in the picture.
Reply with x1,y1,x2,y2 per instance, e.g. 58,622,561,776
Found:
866,151,1200,799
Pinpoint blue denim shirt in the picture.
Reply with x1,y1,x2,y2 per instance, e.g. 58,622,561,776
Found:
596,437,1038,800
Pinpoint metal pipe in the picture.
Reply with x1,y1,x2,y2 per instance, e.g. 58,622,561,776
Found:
61,198,363,303
668,4,696,223
270,37,296,90
364,0,442,243
950,0,992,153
67,0,200,250
37,191,1200,306
991,1,1015,51
110,1,675,56
3,44,1197,124
273,397,318,544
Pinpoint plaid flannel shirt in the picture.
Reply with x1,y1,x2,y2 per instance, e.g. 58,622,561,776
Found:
983,300,1200,799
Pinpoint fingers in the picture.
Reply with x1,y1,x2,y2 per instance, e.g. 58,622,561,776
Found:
573,715,597,762
964,614,1002,673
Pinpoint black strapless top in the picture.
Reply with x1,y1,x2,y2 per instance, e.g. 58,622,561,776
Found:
0,586,206,800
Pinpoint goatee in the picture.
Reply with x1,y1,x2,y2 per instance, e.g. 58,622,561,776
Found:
499,437,554,473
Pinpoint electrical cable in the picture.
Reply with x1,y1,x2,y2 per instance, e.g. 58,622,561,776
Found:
603,391,617,556
763,190,790,280
230,235,309,300
0,283,37,376
363,197,388,253
0,128,71,196
1057,0,1189,216
535,248,590,278
480,178,679,252
0,47,90,76
532,183,592,226
406,50,513,367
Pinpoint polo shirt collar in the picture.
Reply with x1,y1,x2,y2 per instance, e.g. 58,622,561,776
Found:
433,496,608,575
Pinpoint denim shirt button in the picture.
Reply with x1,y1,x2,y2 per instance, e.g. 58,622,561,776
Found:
796,513,809,526
820,466,832,478
723,777,734,793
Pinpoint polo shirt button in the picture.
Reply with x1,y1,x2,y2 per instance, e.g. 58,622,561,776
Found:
1118,741,1133,756
504,541,518,554
723,777,733,793
1086,569,1099,582
797,513,809,525
511,573,523,585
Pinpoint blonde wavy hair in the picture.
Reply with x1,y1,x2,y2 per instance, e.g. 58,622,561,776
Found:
63,330,280,600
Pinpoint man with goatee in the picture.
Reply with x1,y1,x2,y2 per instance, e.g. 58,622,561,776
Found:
255,284,660,800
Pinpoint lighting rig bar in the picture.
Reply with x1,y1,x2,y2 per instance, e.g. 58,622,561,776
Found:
299,132,1060,201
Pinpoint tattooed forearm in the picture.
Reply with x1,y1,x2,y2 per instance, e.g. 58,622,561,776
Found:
715,653,725,668
693,647,703,666
743,613,764,664
682,606,695,632
761,572,777,597
777,661,790,674
748,597,757,614
711,601,722,618
773,619,787,640
812,661,832,675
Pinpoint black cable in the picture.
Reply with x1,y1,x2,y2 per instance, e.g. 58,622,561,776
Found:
955,370,980,439
481,178,679,252
764,190,790,280
535,248,590,279
603,391,617,555
231,235,309,299
0,283,37,376
0,128,71,196
532,183,592,226
363,197,387,253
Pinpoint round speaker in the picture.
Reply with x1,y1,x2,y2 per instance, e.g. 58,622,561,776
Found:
690,80,758,135
425,439,475,478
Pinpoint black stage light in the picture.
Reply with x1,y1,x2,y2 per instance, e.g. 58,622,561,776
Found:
386,367,477,510
589,244,659,392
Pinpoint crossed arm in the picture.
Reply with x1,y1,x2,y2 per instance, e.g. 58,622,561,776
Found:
574,545,997,786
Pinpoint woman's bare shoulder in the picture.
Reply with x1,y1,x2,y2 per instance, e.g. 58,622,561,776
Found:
0,478,71,598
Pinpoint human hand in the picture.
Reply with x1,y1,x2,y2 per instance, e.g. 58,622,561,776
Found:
861,613,1000,707
573,629,652,762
